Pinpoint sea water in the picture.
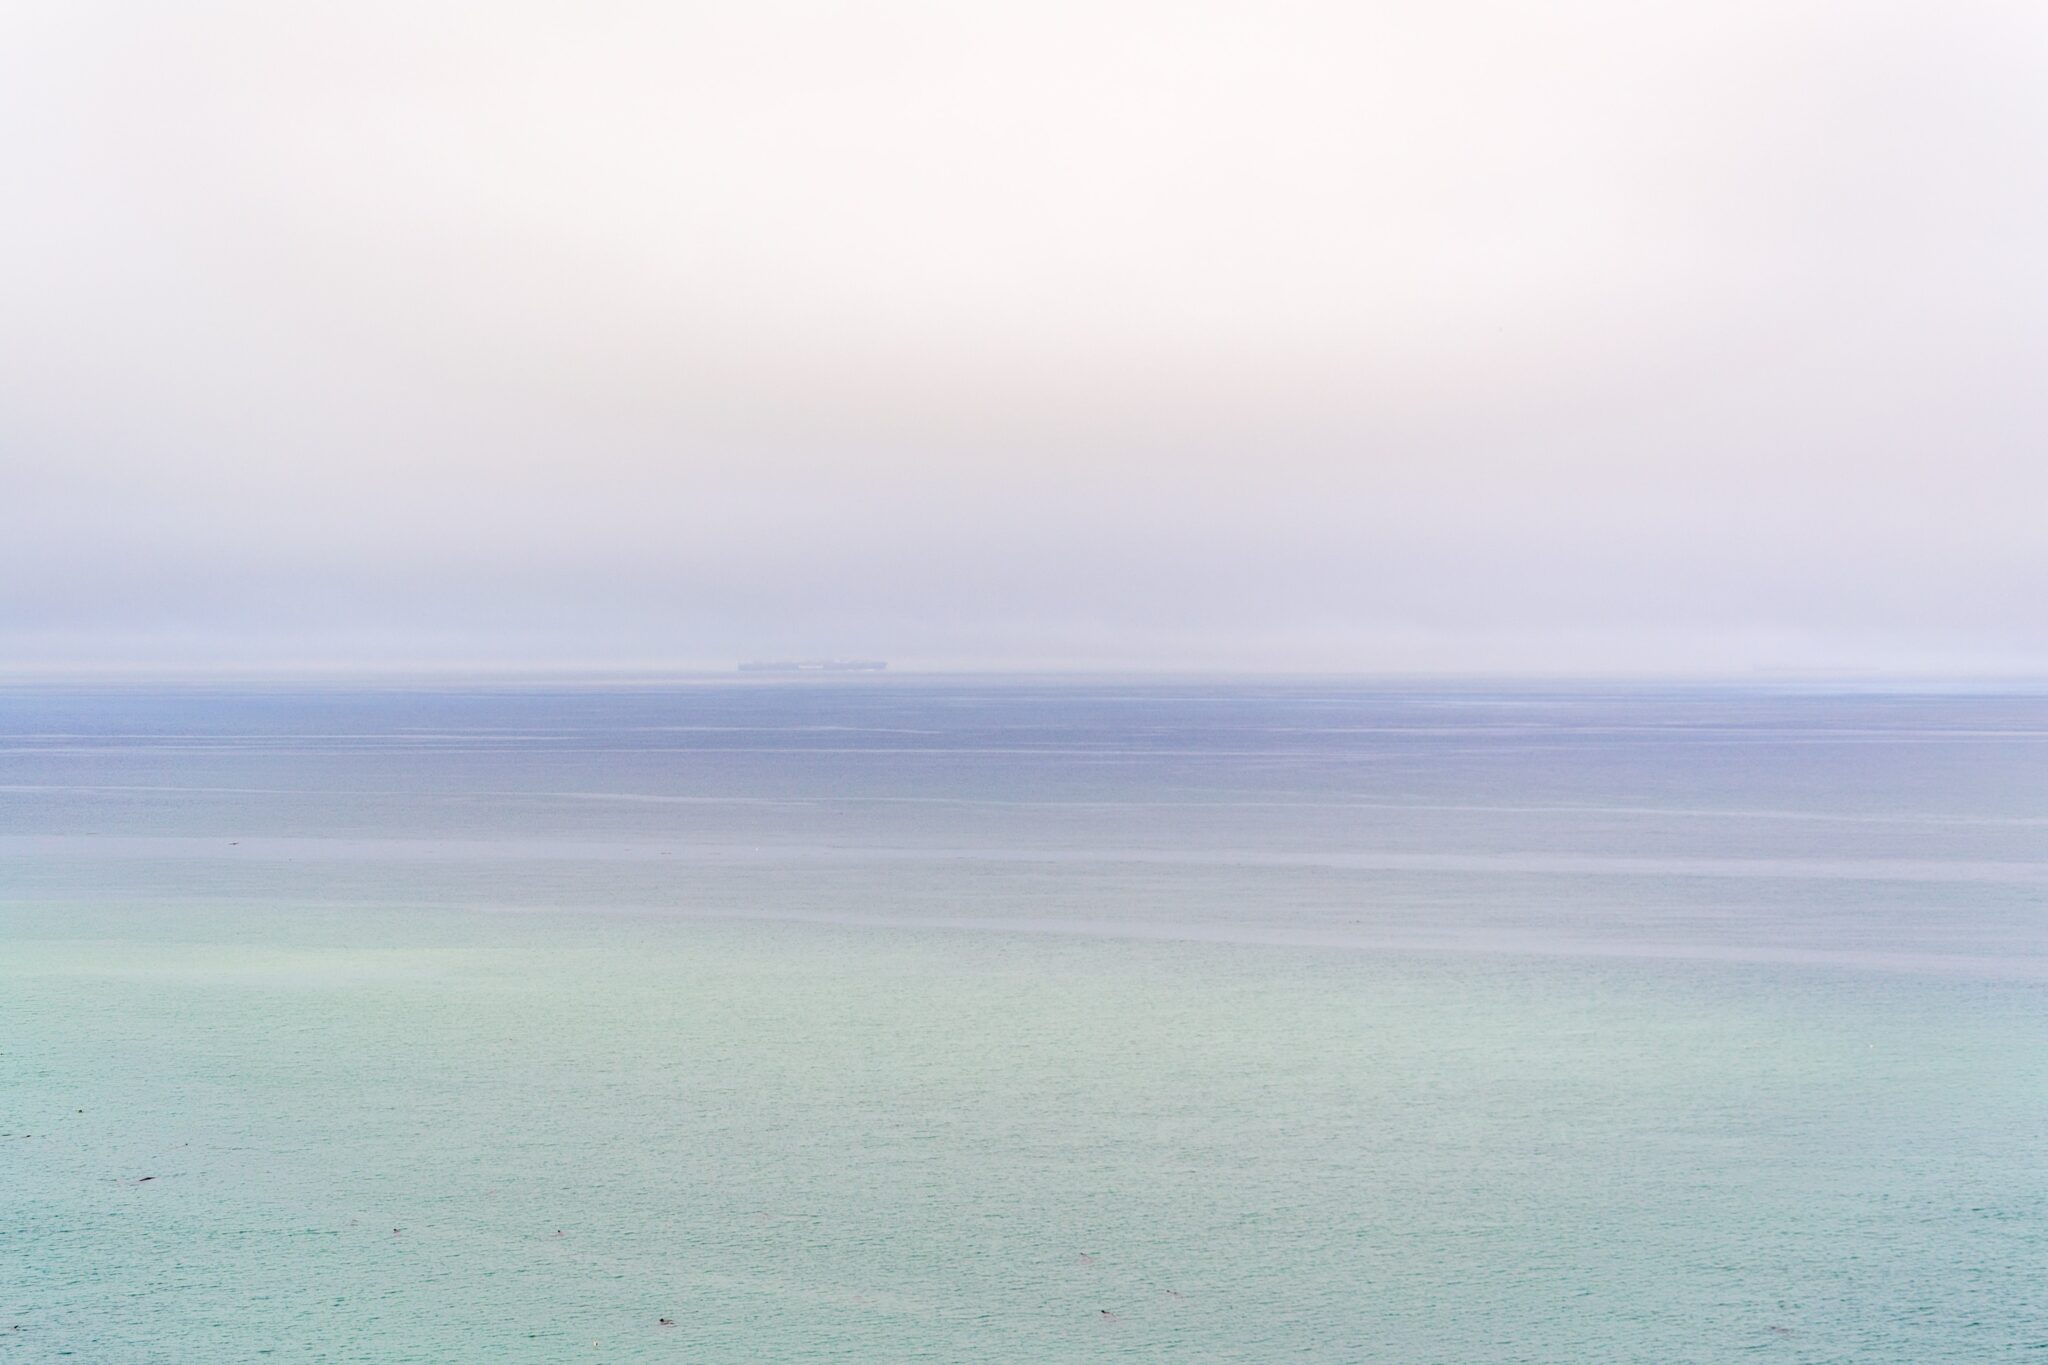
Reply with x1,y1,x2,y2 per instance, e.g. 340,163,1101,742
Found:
3,678,2044,1361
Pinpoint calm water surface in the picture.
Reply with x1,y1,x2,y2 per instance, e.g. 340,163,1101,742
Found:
4,678,2045,1361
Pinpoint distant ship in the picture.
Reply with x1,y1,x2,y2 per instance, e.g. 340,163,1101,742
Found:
737,659,888,673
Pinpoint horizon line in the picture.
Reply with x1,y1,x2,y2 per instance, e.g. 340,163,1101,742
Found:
4,661,2046,689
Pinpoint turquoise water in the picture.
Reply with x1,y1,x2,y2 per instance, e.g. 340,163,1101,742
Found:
4,680,2046,1360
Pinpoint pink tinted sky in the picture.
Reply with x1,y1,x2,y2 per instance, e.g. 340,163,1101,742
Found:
4,1,2045,672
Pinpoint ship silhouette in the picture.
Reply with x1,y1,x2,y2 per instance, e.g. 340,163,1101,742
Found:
737,659,887,673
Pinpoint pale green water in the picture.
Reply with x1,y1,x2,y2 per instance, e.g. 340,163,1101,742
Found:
4,681,2047,1360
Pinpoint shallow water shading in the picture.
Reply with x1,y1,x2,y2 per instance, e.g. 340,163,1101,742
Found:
4,679,2046,1361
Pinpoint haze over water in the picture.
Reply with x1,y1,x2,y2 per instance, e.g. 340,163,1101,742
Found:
4,677,2045,1361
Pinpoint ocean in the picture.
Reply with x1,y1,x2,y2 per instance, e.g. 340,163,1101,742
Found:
4,677,2044,1361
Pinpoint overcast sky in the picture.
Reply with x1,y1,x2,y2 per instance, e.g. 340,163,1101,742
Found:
4,1,2045,672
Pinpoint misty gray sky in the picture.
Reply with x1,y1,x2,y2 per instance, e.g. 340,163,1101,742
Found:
4,1,2045,672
